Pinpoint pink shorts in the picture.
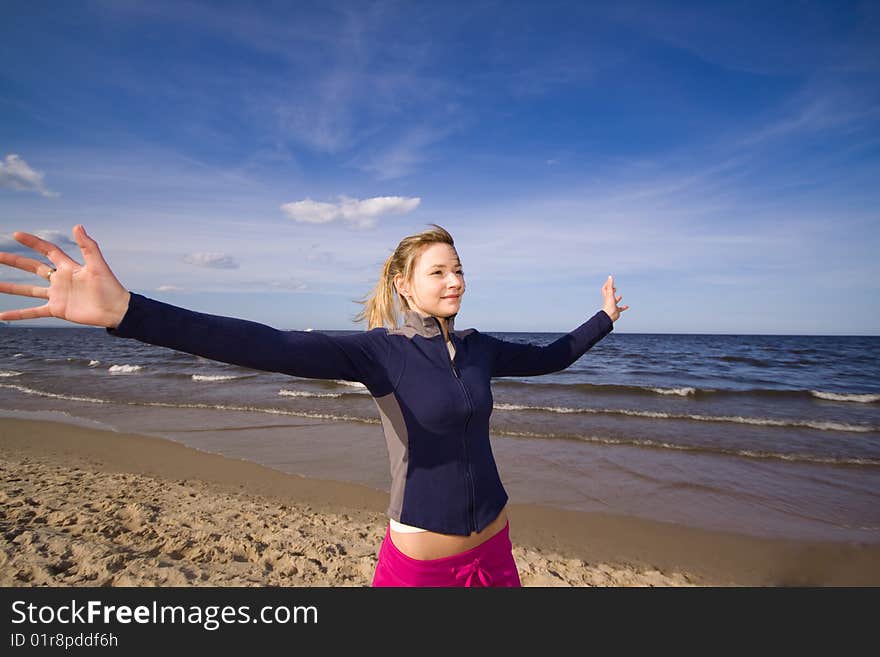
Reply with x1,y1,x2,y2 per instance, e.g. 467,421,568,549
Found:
371,520,522,587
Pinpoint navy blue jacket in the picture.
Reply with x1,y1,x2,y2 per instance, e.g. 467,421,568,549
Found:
107,292,614,535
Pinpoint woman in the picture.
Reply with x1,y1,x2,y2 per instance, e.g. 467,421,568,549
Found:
0,223,628,587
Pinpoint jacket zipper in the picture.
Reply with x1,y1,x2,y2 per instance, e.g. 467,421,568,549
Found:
437,318,477,533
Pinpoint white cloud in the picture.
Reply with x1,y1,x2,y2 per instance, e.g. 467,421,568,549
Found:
182,253,239,269
0,154,58,197
280,195,421,229
264,278,309,291
156,285,184,292
233,278,310,293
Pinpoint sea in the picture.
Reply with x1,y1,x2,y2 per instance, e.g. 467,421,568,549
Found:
1,322,878,545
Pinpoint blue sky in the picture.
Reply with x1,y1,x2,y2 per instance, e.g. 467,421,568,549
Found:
1,0,878,334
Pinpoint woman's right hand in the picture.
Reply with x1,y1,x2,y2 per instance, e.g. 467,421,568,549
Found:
0,224,131,329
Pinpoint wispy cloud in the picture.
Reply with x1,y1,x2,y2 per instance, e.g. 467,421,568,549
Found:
741,88,880,147
182,253,239,269
280,195,421,229
350,123,462,180
156,284,184,292
0,155,58,197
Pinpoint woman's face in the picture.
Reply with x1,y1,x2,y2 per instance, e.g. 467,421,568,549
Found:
395,242,465,319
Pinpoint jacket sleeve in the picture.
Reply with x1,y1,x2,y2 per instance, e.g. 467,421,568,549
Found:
483,310,613,377
105,292,390,390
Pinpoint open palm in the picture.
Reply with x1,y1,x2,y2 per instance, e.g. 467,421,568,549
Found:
602,275,629,322
0,225,130,328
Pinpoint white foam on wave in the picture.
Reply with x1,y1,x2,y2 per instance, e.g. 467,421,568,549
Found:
332,379,367,390
278,389,342,398
495,428,880,466
496,402,581,414
191,374,239,382
493,402,877,432
108,364,143,375
0,382,376,425
139,400,373,424
89,360,100,367
811,390,880,404
650,386,697,396
12,353,24,358
0,371,23,378
0,383,109,404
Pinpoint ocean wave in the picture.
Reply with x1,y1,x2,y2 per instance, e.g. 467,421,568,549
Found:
89,360,101,367
0,382,375,425
12,353,24,358
649,386,697,396
108,364,143,375
493,402,878,432
493,380,880,403
0,383,110,404
278,389,343,398
0,371,23,378
155,372,257,381
134,401,373,424
2,381,876,466
493,428,880,467
191,374,242,382
491,380,719,397
811,391,880,404
332,379,367,389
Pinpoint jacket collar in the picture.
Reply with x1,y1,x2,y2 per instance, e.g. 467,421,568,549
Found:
402,309,456,339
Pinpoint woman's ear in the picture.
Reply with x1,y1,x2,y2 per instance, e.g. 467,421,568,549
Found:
393,274,409,298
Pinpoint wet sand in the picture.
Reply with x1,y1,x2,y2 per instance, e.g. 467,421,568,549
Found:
1,418,878,586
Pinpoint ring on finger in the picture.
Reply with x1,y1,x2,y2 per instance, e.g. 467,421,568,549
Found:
45,268,57,282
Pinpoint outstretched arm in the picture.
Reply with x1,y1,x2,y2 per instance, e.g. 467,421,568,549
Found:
486,275,627,377
108,292,388,385
0,226,388,386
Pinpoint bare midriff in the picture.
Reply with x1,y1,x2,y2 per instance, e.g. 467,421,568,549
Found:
388,505,508,560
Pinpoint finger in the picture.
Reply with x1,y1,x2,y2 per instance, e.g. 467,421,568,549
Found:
72,224,109,271
12,231,80,269
0,281,50,299
0,303,52,321
0,251,57,280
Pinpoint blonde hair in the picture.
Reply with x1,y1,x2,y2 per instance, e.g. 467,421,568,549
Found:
353,223,456,330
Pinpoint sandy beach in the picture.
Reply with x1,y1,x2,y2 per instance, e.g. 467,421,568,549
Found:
2,417,878,587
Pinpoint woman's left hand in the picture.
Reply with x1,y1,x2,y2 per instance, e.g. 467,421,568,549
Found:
602,275,629,322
